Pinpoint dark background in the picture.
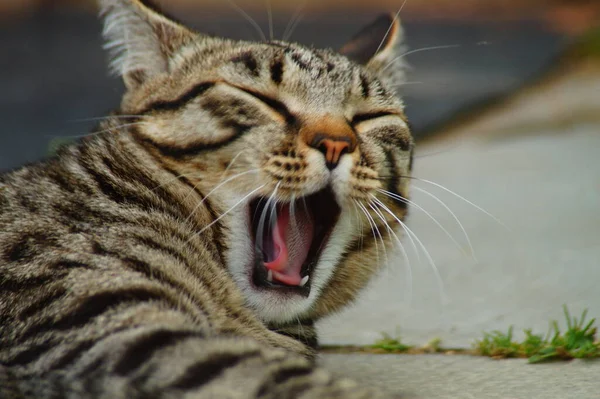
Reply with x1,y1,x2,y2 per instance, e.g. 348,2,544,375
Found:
2,0,596,172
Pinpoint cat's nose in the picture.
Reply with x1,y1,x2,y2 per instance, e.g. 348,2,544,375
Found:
309,134,356,170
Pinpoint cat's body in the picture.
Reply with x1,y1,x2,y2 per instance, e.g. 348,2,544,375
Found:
0,1,413,398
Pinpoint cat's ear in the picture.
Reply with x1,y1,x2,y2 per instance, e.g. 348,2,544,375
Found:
99,0,196,89
340,14,407,87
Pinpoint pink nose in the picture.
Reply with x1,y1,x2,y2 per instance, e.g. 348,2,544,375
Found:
309,134,355,170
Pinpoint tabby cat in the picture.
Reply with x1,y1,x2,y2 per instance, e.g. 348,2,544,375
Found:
0,0,414,397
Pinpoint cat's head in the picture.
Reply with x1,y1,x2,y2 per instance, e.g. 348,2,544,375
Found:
100,0,413,325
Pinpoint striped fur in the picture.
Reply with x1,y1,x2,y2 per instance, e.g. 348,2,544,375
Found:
0,1,413,397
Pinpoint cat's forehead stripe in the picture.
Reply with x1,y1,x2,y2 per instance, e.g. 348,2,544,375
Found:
269,58,284,85
230,52,260,77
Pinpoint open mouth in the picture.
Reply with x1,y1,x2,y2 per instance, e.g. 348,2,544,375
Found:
249,188,341,297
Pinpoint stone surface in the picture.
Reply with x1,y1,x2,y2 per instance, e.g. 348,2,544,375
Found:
321,354,600,399
318,61,600,348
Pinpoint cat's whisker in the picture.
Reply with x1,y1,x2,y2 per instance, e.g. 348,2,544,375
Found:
300,195,309,218
253,197,266,222
365,191,420,261
351,202,365,253
256,182,281,257
391,81,423,88
411,186,477,262
289,193,298,231
225,0,267,42
413,142,464,159
69,115,149,123
371,195,447,304
295,316,306,340
221,150,248,179
268,193,279,242
406,177,510,231
283,1,308,42
354,200,380,265
183,169,262,226
367,201,390,272
354,201,377,260
283,14,304,42
377,188,473,260
382,44,461,73
369,200,413,305
374,0,409,55
252,196,267,256
282,0,307,42
46,122,150,139
195,184,267,238
266,0,274,41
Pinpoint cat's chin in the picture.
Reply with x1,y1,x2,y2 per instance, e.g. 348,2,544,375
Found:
247,188,341,299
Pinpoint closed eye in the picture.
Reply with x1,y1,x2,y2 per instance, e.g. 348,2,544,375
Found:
351,111,400,126
230,85,296,126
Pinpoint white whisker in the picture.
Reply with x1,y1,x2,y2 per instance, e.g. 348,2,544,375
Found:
221,150,248,179
256,197,269,255
295,316,306,341
289,193,298,231
354,200,380,265
370,200,413,305
256,182,281,256
283,14,304,42
183,169,261,226
413,141,464,159
369,193,420,261
46,122,149,139
367,201,390,271
282,0,307,41
268,192,278,240
412,186,477,261
371,195,447,304
351,202,365,253
69,115,149,123
409,177,510,231
377,188,473,260
374,0,408,55
266,0,274,41
225,0,267,42
382,44,461,73
391,81,424,88
195,184,267,238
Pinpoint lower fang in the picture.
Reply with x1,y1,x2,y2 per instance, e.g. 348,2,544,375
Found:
300,276,309,287
267,270,273,282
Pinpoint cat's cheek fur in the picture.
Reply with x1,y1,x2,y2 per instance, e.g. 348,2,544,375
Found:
330,155,356,204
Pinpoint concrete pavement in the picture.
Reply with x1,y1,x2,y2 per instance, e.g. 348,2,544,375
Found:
317,60,600,398
319,60,600,349
321,354,600,399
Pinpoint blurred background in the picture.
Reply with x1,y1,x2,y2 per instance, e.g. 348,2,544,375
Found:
1,0,599,170
1,0,599,347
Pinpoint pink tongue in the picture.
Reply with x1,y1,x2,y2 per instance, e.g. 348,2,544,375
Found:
264,206,313,286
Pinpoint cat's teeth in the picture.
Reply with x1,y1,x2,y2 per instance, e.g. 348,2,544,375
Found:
267,270,273,282
300,276,309,287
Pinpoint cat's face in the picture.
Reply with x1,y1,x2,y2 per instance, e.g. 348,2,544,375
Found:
101,0,413,325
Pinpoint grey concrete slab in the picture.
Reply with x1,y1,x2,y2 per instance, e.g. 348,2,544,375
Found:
321,354,600,399
318,62,600,348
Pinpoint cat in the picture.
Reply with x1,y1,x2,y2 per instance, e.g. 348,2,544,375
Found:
0,0,414,397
